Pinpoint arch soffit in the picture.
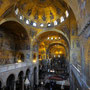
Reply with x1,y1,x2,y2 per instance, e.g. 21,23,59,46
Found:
34,29,70,48
0,17,30,42
47,43,68,56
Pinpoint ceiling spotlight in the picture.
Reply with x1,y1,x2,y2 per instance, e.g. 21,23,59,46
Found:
15,8,19,15
65,10,69,17
54,21,58,26
20,15,23,20
51,37,53,40
60,16,64,23
40,23,44,27
26,20,29,24
59,37,61,39
48,23,51,27
47,37,50,40
55,37,57,39
33,22,37,27
58,55,60,58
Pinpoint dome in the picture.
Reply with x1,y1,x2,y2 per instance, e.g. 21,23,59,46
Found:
15,0,69,28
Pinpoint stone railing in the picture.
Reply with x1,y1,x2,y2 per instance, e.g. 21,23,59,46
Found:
71,64,90,89
71,65,82,86
0,62,31,73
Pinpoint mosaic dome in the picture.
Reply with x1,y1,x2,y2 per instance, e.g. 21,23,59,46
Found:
15,0,69,28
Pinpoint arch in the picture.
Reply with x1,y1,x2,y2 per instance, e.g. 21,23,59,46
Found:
0,20,30,40
26,68,30,79
0,20,30,64
0,17,28,34
34,29,70,48
18,71,24,78
0,18,31,43
63,0,79,23
47,43,68,57
6,74,15,90
16,52,25,62
16,71,24,90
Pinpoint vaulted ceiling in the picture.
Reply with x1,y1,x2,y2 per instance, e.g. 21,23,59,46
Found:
0,0,90,33
15,0,68,28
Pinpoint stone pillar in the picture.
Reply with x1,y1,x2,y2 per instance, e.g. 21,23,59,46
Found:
22,78,24,90
70,66,73,90
36,65,39,86
30,39,33,62
46,48,48,59
81,46,86,90
36,45,39,86
14,81,16,90
30,67,34,88
81,46,86,79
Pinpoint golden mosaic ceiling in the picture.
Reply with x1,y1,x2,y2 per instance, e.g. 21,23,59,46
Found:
15,0,69,28
49,45,66,57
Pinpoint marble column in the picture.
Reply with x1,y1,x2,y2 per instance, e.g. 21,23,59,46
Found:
22,78,24,90
30,38,33,63
81,46,86,80
14,81,16,90
36,45,39,86
81,46,86,90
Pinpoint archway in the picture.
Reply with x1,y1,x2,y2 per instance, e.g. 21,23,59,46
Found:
26,69,30,80
6,74,15,90
16,71,24,90
0,21,30,65
36,30,70,89
36,31,69,61
47,43,68,58
24,69,31,90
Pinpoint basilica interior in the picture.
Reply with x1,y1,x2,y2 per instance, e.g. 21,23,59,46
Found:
0,0,90,90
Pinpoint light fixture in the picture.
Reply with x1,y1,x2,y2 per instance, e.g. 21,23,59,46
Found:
40,23,44,27
48,23,51,27
33,60,36,63
59,51,62,54
15,8,19,15
20,15,23,20
60,16,64,23
54,20,58,26
26,20,29,24
58,55,60,58
65,10,69,17
55,51,58,54
18,59,22,63
47,37,50,40
55,37,57,40
51,37,53,40
59,37,61,39
33,22,37,27
50,69,55,73
41,82,44,85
